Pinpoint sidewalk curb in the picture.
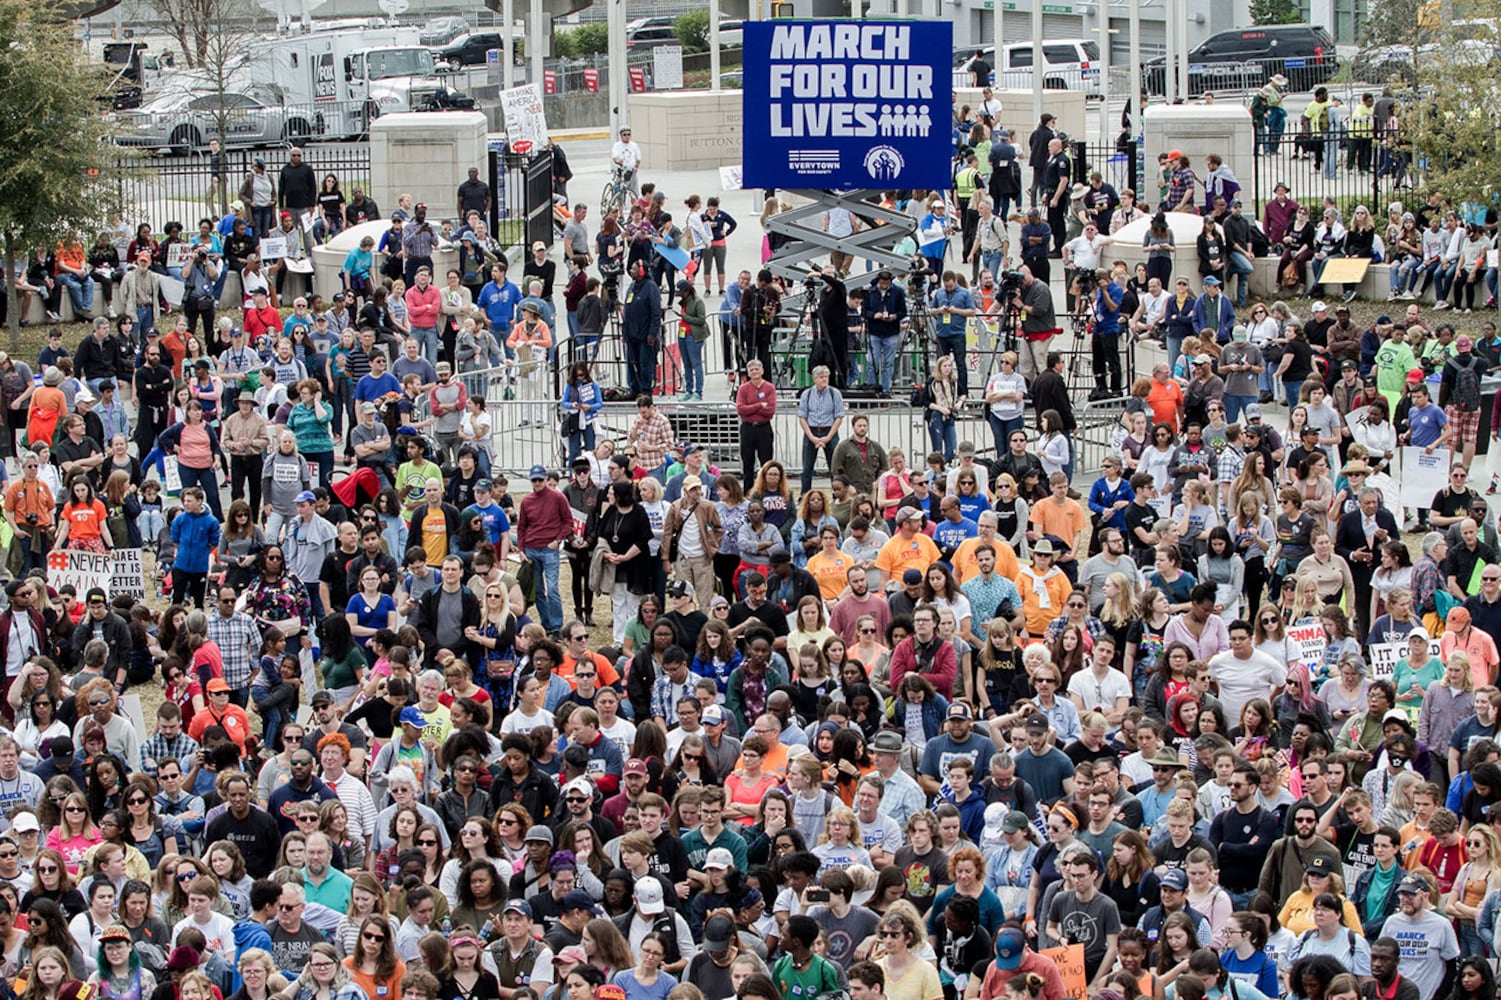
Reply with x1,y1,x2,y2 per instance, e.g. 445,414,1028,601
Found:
552,129,612,142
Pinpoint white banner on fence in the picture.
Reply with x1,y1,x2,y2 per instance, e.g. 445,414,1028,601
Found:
1399,445,1451,509
1370,638,1442,682
45,549,143,597
653,45,684,89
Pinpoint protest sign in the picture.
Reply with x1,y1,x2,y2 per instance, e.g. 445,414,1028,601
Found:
1399,445,1450,509
1370,638,1443,682
1287,621,1328,671
110,547,146,600
47,549,147,600
1039,944,1087,1000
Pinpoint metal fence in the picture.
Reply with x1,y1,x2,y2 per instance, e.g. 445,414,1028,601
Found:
114,143,373,231
1142,53,1341,100
487,146,555,257
1248,124,1410,219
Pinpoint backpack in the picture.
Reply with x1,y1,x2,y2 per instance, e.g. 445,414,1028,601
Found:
1250,92,1267,122
1454,357,1482,412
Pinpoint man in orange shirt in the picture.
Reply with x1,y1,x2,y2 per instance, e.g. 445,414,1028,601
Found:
953,510,1023,584
876,508,941,584
53,241,95,319
1146,362,1185,432
1029,473,1087,577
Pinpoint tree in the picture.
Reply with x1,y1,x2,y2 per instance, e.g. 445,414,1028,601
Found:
1362,0,1425,45
0,0,128,348
1399,18,1501,205
1249,0,1302,24
675,11,710,53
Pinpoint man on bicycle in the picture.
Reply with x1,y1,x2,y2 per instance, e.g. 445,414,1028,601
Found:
612,127,643,200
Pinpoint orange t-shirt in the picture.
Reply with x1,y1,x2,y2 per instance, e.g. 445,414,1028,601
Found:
807,550,854,601
1029,498,1088,553
62,499,108,543
344,957,405,1000
952,536,1022,584
1147,380,1185,431
876,532,941,582
559,650,622,688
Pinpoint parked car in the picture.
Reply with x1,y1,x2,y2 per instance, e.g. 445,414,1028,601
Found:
419,16,471,46
627,24,680,47
1144,23,1337,95
435,32,508,66
954,40,1101,95
113,91,323,154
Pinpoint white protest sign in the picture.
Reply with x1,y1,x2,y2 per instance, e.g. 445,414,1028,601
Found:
301,209,318,234
1369,638,1442,682
259,236,288,261
1287,621,1328,671
45,549,113,595
162,456,182,493
284,258,314,274
718,165,744,191
110,548,146,601
1399,445,1451,509
653,45,684,89
165,243,192,269
499,84,550,151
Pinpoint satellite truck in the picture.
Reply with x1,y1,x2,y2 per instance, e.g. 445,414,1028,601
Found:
239,9,468,138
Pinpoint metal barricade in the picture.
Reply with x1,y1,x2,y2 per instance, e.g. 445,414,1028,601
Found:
1073,395,1131,481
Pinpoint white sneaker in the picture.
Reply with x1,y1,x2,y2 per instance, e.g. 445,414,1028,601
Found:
1434,300,1450,310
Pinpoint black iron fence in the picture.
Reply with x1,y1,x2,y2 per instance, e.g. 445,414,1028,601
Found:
487,146,556,257
113,143,373,231
1248,124,1410,220
1142,53,1341,99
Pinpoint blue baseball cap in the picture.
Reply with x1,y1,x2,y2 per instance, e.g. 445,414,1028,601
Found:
294,491,316,504
398,706,425,727
994,927,1026,969
529,465,547,480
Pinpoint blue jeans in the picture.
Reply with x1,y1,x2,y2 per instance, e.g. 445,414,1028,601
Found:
1284,379,1305,408
524,546,562,632
1062,430,1075,482
1392,258,1418,294
16,533,45,575
869,333,899,394
1166,332,1184,375
136,304,156,337
987,413,1024,457
981,250,1003,277
680,335,704,395
307,451,334,490
567,424,597,464
1228,251,1253,307
412,326,439,365
58,273,94,316
178,463,223,520
801,427,838,494
626,338,656,396
928,412,957,460
1223,394,1256,424
1435,261,1458,301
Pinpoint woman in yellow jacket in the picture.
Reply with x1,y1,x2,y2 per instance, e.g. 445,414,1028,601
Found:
1277,856,1364,936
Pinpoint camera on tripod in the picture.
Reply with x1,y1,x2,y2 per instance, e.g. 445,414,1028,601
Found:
998,269,1024,296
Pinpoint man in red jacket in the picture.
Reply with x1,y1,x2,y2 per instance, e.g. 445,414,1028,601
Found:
887,603,957,699
734,358,776,483
404,266,442,366
517,464,575,638
243,288,282,342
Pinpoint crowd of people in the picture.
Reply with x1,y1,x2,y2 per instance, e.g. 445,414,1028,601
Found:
9,117,1501,1000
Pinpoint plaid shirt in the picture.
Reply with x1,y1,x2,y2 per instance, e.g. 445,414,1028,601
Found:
630,412,675,471
206,609,263,690
402,219,440,259
651,670,704,726
141,731,200,777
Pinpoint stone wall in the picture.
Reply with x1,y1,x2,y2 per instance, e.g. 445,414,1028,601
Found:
625,91,744,170
368,111,491,219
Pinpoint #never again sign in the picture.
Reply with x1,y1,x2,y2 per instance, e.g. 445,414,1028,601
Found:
742,20,952,190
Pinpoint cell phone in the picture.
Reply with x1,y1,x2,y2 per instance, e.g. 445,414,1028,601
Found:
805,889,830,902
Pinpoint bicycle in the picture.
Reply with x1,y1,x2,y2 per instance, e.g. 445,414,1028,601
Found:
600,165,630,217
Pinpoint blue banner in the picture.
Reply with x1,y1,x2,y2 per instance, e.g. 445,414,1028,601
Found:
741,19,953,190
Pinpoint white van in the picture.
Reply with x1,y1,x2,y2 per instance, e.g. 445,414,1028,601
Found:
954,39,1101,95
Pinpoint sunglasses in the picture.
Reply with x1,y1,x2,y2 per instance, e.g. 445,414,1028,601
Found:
417,838,439,846
37,865,59,873
127,797,148,806
362,932,387,942
65,806,86,814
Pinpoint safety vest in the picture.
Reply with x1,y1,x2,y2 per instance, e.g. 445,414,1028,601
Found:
955,166,981,201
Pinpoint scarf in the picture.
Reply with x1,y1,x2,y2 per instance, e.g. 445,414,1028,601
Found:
1363,859,1398,922
1020,565,1055,607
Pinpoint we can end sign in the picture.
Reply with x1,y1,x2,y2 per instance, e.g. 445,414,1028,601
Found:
741,20,952,190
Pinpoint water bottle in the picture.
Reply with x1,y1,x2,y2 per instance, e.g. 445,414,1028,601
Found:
442,915,452,938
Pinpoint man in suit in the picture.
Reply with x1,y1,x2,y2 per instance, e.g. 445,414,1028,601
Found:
1335,474,1400,643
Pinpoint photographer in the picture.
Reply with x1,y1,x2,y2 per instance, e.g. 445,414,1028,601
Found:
739,268,780,374
400,203,439,287
931,271,978,398
1091,269,1125,400
1012,264,1059,379
811,265,850,388
181,244,219,345
862,269,907,396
